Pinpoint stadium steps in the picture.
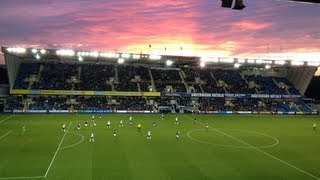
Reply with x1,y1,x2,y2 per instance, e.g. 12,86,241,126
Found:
210,71,227,93
137,82,141,92
240,72,249,84
31,64,44,89
148,67,156,91
199,84,205,93
178,69,190,93
114,66,118,82
77,66,81,81
273,78,290,95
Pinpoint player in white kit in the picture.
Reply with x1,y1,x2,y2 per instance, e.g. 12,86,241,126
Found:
147,131,151,140
89,132,94,142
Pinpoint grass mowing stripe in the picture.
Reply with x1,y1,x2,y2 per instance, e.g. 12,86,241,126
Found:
0,115,14,124
212,128,320,180
0,131,12,140
44,121,72,177
184,115,320,180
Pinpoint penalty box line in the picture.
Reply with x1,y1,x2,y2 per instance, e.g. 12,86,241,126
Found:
0,131,12,140
184,115,320,180
0,176,44,180
0,115,14,124
44,121,73,178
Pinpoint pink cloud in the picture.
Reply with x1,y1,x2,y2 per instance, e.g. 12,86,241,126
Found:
233,21,272,31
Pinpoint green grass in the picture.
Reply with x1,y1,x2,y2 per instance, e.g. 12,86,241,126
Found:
0,114,320,180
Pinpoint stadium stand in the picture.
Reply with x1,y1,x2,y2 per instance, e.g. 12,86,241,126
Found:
28,96,70,110
13,63,40,89
32,63,78,90
4,96,24,110
212,69,255,94
74,64,114,91
4,59,317,114
245,75,287,95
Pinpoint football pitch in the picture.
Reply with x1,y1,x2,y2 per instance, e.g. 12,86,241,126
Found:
0,114,319,180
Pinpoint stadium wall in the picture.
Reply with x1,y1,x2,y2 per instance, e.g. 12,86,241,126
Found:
287,67,317,94
4,54,22,88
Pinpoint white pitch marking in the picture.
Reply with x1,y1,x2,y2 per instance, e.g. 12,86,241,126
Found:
184,115,320,180
44,122,72,177
59,131,84,150
0,115,14,124
0,176,44,180
187,129,279,149
213,128,320,180
0,131,12,140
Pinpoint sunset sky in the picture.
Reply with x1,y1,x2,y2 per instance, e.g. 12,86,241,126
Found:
0,0,319,64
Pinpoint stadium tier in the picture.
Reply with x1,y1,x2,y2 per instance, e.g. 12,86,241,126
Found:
1,47,318,114
9,62,303,94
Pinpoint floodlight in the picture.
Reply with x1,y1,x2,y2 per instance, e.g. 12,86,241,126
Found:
237,58,246,63
149,54,161,60
220,58,234,63
200,61,206,68
35,54,41,60
166,60,173,66
274,60,286,65
265,64,271,69
132,54,141,59
291,61,304,66
31,49,38,54
118,58,125,64
256,59,263,64
307,61,320,67
78,56,83,62
234,63,240,68
56,49,75,56
247,59,255,64
40,49,46,54
90,51,99,57
121,53,131,59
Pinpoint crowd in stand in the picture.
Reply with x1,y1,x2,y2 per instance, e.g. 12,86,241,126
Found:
32,64,78,90
14,63,40,89
28,96,70,110
213,70,255,94
4,95,315,113
12,62,302,96
198,69,225,93
74,96,110,110
5,96,24,110
75,64,114,91
246,75,287,95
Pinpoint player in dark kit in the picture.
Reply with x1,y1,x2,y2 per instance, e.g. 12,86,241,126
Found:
176,131,180,140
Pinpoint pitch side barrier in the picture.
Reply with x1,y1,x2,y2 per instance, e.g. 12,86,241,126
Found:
200,111,318,115
162,93,303,99
9,89,161,96
5,109,318,115
10,89,303,99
